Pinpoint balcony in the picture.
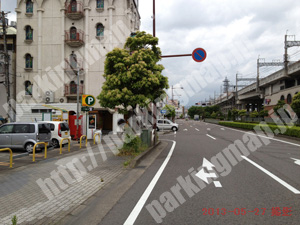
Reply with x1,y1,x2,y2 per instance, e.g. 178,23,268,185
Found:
64,58,84,76
64,83,84,98
65,1,84,20
65,30,84,47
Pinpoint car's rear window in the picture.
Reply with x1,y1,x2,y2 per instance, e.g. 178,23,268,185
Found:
49,124,55,131
60,123,69,131
38,124,51,133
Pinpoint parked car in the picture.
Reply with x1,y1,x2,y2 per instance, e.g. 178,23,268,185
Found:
41,121,71,148
156,119,179,131
0,122,51,153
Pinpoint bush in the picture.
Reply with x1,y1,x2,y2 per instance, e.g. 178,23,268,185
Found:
219,121,300,138
120,135,145,155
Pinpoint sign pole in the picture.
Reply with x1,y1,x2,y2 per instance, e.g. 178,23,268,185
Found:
76,68,80,140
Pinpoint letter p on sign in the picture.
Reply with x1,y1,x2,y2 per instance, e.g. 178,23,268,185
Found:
82,95,96,106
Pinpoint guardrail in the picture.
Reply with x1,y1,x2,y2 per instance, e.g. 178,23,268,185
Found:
94,133,101,145
80,135,87,148
60,138,71,154
32,142,47,162
0,148,13,168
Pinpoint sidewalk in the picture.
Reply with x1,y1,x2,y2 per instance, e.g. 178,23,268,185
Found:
0,135,128,225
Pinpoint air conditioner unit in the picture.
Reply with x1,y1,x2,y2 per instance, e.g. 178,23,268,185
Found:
45,91,54,103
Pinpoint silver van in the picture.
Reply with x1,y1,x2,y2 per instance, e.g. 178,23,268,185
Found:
0,122,51,153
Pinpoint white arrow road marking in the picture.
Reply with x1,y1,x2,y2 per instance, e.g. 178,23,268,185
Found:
202,158,216,170
124,141,177,224
242,156,300,194
291,158,300,166
206,134,216,140
195,128,199,131
195,168,217,183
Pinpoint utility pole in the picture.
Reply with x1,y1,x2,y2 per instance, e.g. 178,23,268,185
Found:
76,68,80,140
1,11,12,122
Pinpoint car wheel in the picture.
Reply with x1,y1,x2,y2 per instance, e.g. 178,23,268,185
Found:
25,143,34,153
156,127,160,131
52,139,60,148
172,126,178,131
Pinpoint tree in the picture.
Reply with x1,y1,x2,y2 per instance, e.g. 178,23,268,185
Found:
238,109,247,121
211,111,217,119
188,106,204,118
227,110,232,120
231,108,239,121
162,104,175,120
250,110,259,118
273,100,285,115
97,31,169,115
291,93,300,118
259,107,269,118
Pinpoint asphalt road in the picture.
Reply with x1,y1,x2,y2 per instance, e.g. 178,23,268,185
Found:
99,120,300,224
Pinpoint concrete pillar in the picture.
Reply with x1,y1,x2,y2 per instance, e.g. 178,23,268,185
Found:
108,0,115,51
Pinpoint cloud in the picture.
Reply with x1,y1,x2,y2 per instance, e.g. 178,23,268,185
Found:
140,0,300,106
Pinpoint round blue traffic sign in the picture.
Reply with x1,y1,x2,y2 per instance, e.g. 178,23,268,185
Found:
192,48,207,62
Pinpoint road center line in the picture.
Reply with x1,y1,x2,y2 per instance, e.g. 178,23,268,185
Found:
124,140,177,225
241,156,300,194
206,134,216,140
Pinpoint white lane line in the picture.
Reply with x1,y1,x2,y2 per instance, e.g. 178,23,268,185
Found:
206,134,216,140
190,126,193,128
207,128,211,131
124,141,177,225
183,129,188,131
213,181,222,188
195,128,199,131
216,125,300,148
241,156,300,194
220,128,225,131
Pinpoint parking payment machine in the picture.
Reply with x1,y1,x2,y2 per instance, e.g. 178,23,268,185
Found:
87,114,97,139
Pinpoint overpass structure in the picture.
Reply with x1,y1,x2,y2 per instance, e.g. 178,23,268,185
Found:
214,60,300,114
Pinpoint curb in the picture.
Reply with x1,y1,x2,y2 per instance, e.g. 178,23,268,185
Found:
130,141,161,168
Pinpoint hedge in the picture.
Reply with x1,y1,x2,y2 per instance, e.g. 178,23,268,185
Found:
219,121,300,138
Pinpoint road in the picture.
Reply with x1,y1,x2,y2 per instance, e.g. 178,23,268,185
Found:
99,121,300,225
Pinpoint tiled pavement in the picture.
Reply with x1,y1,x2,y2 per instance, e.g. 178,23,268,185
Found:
0,136,128,225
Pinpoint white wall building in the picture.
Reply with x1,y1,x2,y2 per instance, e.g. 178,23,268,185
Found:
15,0,140,133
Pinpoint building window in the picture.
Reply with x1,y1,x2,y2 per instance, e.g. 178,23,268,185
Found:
280,95,285,101
96,23,104,37
70,52,77,69
25,26,33,40
70,81,77,94
287,94,292,104
70,27,77,40
25,54,33,69
71,0,77,12
97,0,104,9
26,0,33,13
25,80,33,95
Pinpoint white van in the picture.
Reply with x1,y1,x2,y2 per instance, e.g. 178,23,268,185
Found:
41,121,71,148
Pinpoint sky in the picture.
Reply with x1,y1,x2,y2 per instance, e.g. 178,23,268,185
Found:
2,0,300,107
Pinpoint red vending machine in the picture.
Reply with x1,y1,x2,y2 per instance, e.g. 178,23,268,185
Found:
69,115,83,140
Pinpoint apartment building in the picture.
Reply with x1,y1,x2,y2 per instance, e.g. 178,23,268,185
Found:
15,0,140,133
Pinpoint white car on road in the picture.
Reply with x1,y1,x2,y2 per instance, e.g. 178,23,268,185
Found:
156,119,179,131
